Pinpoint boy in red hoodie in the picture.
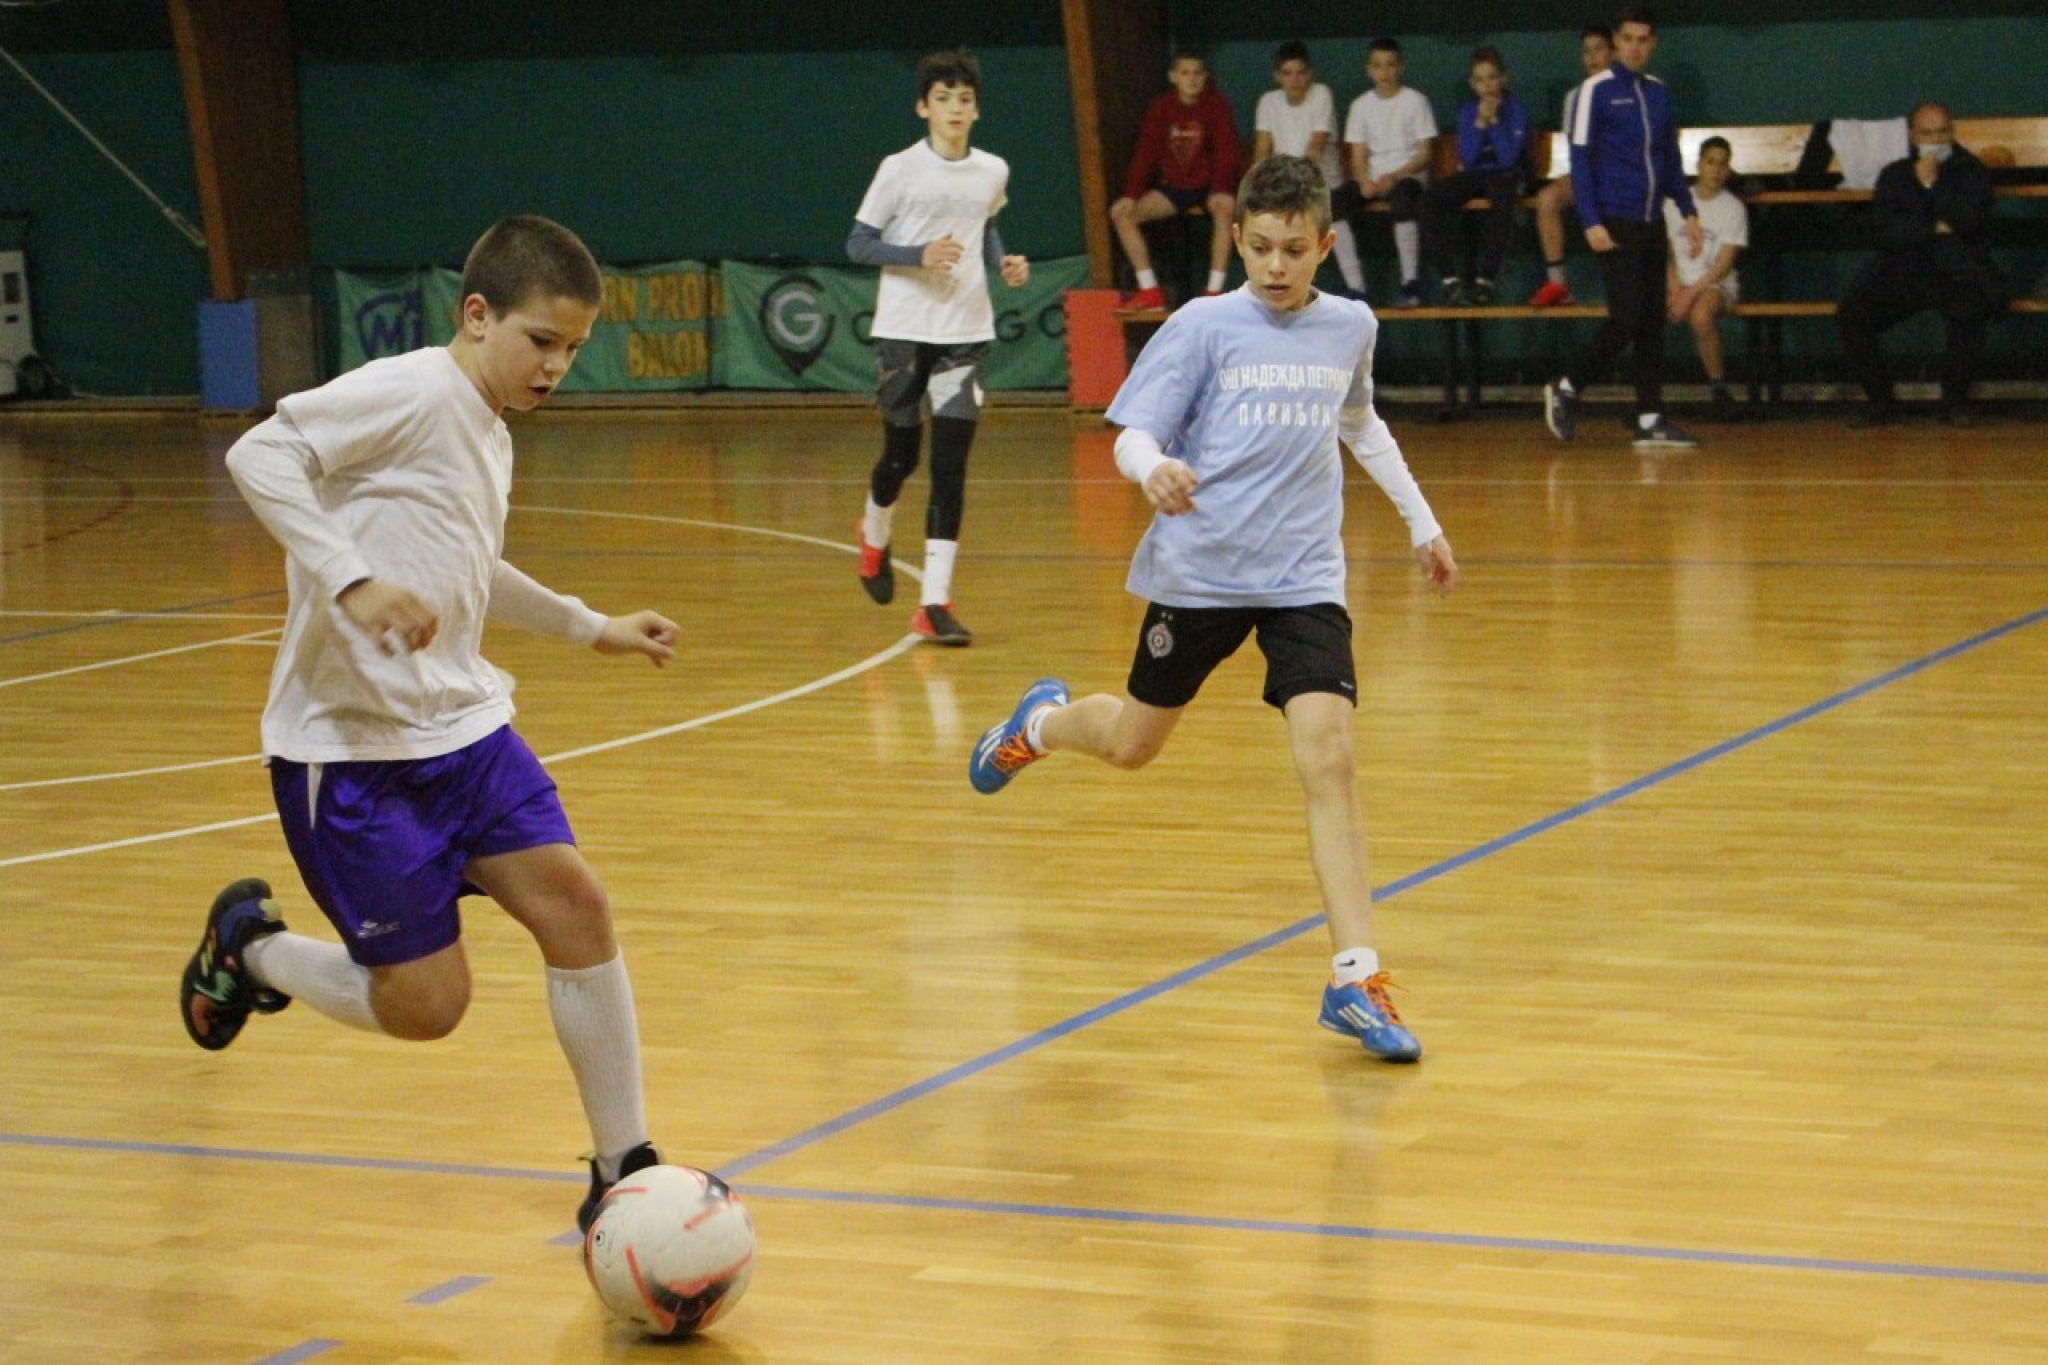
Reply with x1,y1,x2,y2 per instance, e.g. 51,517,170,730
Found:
1110,50,1241,310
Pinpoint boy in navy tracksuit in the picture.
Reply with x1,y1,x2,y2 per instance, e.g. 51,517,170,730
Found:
1543,4,1703,451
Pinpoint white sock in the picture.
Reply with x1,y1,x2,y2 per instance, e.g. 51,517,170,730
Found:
1393,222,1420,285
1547,262,1567,286
1332,221,1365,289
547,954,649,1174
863,496,894,551
244,931,381,1033
1024,703,1057,754
922,538,958,606
1332,947,1381,984
1136,268,1159,290
1556,377,1576,395
1639,412,1661,430
1206,268,1226,292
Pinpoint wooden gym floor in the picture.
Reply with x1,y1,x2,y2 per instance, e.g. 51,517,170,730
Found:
0,402,2044,1363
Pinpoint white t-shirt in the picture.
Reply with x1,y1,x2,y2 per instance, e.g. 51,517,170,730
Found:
855,139,1011,344
226,348,604,763
1255,84,1342,182
1343,86,1438,184
1664,187,1749,296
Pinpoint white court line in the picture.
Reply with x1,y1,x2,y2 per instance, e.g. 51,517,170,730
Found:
0,509,925,866
0,629,283,690
0,753,264,794
0,609,286,622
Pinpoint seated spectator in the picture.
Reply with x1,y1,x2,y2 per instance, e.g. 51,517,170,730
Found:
1111,50,1240,311
1528,23,1613,306
1838,102,2005,427
1252,40,1367,297
1664,136,1748,419
1422,46,1529,306
1341,38,1437,308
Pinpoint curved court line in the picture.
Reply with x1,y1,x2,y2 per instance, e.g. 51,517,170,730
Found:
0,753,265,794
714,601,2048,1178
3,1134,2041,1288
0,628,282,690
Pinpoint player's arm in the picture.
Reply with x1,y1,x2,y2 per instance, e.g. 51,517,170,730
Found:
226,412,440,653
1337,347,1456,595
1114,426,1197,516
845,220,928,269
984,222,1029,287
489,562,676,667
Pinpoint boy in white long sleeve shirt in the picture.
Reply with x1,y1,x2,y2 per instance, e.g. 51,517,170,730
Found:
969,157,1458,1064
180,214,682,1232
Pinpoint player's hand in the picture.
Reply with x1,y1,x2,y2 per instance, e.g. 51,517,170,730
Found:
922,235,965,270
1683,216,1705,258
1143,459,1199,516
1000,255,1031,288
339,578,438,656
1584,224,1615,253
595,610,679,667
1415,535,1458,597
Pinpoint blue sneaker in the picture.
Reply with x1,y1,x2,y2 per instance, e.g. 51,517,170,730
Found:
1318,973,1421,1062
180,878,291,1051
969,678,1069,794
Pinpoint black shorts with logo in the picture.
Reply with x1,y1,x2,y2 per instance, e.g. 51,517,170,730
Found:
1126,601,1356,711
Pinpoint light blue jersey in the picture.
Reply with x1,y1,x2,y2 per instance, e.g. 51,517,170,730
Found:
1107,287,1402,609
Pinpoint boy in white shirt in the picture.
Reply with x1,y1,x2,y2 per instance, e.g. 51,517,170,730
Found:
968,156,1458,1064
847,49,1030,646
1251,40,1366,297
1342,38,1439,307
1665,136,1749,418
183,215,683,1233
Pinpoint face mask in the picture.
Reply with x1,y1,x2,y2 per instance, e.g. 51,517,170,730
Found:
1919,141,1953,164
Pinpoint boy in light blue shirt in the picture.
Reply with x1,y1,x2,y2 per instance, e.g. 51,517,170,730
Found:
969,155,1458,1063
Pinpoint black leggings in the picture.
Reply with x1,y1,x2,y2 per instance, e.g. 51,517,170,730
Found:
869,416,976,541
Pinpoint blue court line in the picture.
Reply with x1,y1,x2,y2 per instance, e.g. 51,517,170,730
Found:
5,1132,2041,1290
407,1275,491,1306
719,601,2048,1178
251,1342,340,1365
0,588,285,647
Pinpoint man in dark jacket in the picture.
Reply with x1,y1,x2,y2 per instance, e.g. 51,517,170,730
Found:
1838,103,2005,427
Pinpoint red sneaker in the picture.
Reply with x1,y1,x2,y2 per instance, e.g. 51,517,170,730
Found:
1117,286,1167,313
1526,280,1573,307
911,602,973,646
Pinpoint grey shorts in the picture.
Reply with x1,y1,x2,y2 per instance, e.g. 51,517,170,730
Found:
875,338,990,427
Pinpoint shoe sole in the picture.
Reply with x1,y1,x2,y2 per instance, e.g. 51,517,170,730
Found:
1316,1015,1422,1062
1632,438,1699,451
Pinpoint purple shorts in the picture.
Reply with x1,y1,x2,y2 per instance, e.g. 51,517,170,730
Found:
270,726,576,967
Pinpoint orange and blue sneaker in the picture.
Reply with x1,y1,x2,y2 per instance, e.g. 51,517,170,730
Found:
180,877,291,1051
1318,972,1421,1062
577,1139,662,1233
969,677,1069,794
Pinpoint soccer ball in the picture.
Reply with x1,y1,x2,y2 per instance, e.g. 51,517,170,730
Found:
582,1164,757,1336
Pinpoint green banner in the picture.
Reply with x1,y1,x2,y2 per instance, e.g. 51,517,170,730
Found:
715,256,1087,391
334,260,714,390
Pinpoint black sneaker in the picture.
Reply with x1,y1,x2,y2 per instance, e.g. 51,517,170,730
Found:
1440,279,1470,307
912,602,973,646
1543,380,1578,442
856,520,894,605
180,878,290,1051
1470,277,1497,305
578,1140,663,1233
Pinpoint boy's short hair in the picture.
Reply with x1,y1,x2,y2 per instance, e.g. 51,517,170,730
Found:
917,49,981,100
1471,44,1506,71
1170,47,1208,69
1615,4,1656,31
460,215,601,313
1368,37,1402,59
1273,40,1311,68
1581,22,1614,43
1235,154,1332,235
1699,135,1732,160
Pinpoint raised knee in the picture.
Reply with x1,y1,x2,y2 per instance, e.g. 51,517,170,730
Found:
1110,199,1137,225
383,995,467,1042
1105,740,1160,772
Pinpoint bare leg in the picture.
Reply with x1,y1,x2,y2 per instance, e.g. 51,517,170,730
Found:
1690,289,1729,382
1281,692,1374,951
1205,192,1237,274
1110,191,1178,276
1536,179,1573,267
1040,692,1183,771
